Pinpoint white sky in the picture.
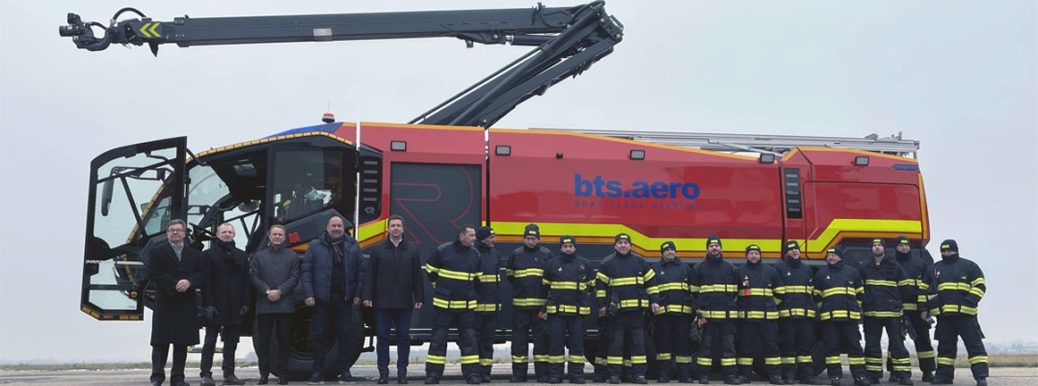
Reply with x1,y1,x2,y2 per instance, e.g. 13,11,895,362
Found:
2,1,1036,362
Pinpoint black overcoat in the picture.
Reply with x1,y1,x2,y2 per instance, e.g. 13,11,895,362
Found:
147,243,204,345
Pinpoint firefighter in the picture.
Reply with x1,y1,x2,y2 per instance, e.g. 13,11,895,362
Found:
647,241,696,383
922,240,988,386
772,241,822,385
423,225,482,385
507,224,552,382
889,235,936,382
860,238,913,385
813,247,869,386
474,226,502,383
596,233,658,384
544,235,593,384
691,235,740,385
734,244,784,385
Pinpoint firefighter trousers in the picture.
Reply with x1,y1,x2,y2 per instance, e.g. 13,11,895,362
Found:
737,319,780,378
511,308,548,379
607,311,647,378
778,318,815,380
425,310,479,379
654,314,693,380
474,312,496,376
887,310,935,374
695,318,737,377
934,315,988,381
548,314,585,380
820,320,867,380
863,317,910,380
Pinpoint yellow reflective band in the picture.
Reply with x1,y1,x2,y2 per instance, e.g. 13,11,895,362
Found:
781,357,796,365
865,357,883,364
865,279,898,287
610,276,644,286
776,285,812,294
548,355,565,364
738,288,775,297
720,358,737,366
549,281,580,290
567,356,585,364
848,357,866,365
822,287,857,297
891,357,911,364
825,356,841,364
797,356,814,364
512,298,548,307
479,273,500,282
764,357,781,366
596,289,607,298
432,297,477,310
937,282,972,292
675,356,693,364
971,277,986,286
969,356,989,364
903,303,918,310
460,355,480,364
512,355,529,363
654,304,694,315
511,268,544,278
917,351,935,359
779,308,817,318
597,272,611,284
427,355,446,364
969,287,986,298
819,310,862,320
643,270,656,281
700,284,739,293
656,353,673,361
737,357,754,366
863,311,903,318
546,304,591,315
741,310,780,319
480,358,494,365
607,356,624,365
619,299,649,309
425,264,440,273
936,357,955,365
699,310,739,319
697,357,713,366
866,365,883,371
436,267,478,281
893,365,912,371
623,359,633,366
689,285,700,293
474,303,501,312
534,355,550,363
898,279,916,287
595,357,608,365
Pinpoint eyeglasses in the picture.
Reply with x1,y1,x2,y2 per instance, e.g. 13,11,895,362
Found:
167,228,185,233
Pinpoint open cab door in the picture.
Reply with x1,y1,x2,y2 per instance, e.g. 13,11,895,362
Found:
82,137,186,320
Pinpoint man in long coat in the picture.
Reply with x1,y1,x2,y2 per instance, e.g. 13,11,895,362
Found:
147,219,204,386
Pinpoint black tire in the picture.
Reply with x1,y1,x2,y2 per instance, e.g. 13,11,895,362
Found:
278,304,365,381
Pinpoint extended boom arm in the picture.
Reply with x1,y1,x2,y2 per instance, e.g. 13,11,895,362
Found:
59,3,622,127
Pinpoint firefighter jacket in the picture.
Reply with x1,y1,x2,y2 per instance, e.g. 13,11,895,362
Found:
691,253,739,319
425,239,482,313
923,254,985,316
734,259,784,320
772,256,817,319
596,251,658,312
859,256,909,318
813,260,864,321
893,251,930,311
543,252,593,315
474,243,502,313
647,258,695,315
507,245,552,310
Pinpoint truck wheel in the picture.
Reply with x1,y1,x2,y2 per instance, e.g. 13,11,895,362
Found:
277,304,365,381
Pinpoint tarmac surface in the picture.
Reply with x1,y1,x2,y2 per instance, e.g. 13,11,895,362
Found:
1,365,1036,385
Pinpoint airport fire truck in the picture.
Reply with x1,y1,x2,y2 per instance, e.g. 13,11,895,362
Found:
63,2,930,380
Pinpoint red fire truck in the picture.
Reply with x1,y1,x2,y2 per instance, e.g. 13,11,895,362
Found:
65,3,929,380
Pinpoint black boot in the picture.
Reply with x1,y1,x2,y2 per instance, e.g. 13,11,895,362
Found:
854,377,871,386
830,377,841,386
423,376,438,384
724,375,741,385
975,378,987,386
921,372,933,383
699,375,711,384
769,376,786,384
608,375,621,384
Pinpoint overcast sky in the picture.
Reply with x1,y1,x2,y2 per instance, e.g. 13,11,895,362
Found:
2,1,1036,363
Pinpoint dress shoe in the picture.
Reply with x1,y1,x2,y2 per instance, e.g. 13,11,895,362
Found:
278,377,290,385
202,376,216,386
257,375,269,385
378,375,389,384
223,375,244,385
309,373,325,384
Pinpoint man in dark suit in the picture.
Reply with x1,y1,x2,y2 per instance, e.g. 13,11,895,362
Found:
147,219,204,386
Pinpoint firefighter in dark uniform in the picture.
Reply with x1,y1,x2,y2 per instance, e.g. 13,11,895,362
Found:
593,251,616,382
474,226,502,383
734,244,784,385
544,235,593,384
860,238,914,385
647,241,695,383
691,235,740,385
423,225,482,385
922,240,988,386
889,235,936,382
596,233,658,384
813,247,869,386
507,224,552,382
772,240,822,384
